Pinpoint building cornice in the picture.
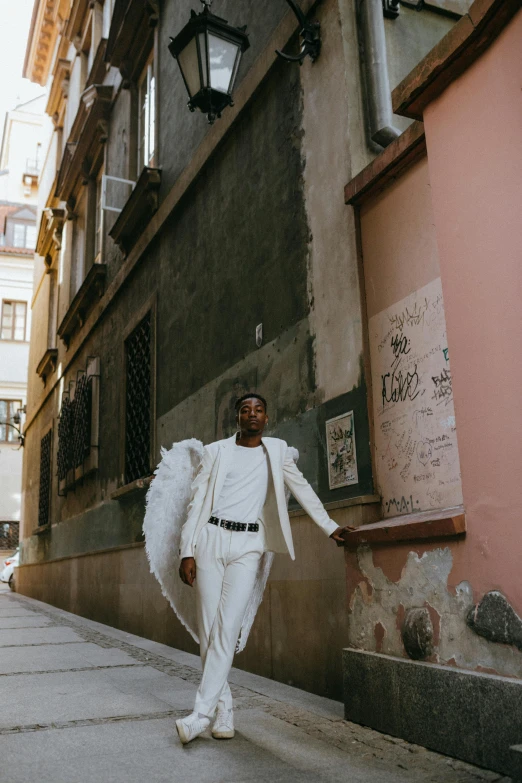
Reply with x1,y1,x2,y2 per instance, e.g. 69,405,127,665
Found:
35,207,65,263
55,84,113,204
63,0,90,45
105,0,158,86
23,0,68,86
46,57,70,126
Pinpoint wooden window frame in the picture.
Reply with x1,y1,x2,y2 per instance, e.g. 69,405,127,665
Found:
94,164,105,263
7,219,36,250
1,300,27,342
137,51,157,172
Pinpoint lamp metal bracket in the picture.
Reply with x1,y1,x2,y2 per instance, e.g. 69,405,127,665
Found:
276,0,321,63
382,0,401,18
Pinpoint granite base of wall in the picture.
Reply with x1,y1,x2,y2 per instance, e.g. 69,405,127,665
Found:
343,647,522,777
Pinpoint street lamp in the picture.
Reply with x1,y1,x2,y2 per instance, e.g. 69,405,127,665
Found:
168,0,250,124
169,1,321,123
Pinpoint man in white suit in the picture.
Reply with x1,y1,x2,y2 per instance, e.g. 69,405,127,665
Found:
175,393,350,744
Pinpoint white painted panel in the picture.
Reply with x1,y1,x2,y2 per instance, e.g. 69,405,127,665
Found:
368,277,463,516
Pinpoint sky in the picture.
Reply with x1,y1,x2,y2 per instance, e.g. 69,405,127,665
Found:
0,0,45,128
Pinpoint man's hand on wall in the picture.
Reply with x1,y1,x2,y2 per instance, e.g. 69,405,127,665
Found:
179,557,197,586
329,526,356,547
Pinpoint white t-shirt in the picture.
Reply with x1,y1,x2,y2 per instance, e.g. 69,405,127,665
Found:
211,444,269,525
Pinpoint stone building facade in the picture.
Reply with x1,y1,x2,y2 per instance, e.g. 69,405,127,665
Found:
18,0,498,739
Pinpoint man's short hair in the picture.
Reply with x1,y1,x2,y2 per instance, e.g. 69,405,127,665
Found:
234,393,268,413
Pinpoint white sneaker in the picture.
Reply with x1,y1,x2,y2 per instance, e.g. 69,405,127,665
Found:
176,713,210,744
212,706,235,739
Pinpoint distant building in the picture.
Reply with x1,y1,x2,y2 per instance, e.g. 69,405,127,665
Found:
0,96,45,550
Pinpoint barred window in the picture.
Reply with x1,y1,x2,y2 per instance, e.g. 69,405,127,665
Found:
57,395,75,486
38,430,52,527
124,311,152,484
57,358,100,494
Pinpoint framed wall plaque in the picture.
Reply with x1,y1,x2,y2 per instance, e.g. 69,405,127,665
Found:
326,411,358,490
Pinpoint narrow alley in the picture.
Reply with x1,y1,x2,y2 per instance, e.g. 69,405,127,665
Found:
0,586,510,783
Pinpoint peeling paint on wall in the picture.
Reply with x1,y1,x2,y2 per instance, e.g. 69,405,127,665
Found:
348,546,522,679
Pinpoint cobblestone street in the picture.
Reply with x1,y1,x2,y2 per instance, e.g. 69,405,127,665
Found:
0,586,511,783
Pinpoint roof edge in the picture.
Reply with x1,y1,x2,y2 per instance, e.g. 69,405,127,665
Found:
23,0,41,80
392,0,522,120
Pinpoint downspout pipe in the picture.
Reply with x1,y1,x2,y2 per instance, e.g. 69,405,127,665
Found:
359,0,401,147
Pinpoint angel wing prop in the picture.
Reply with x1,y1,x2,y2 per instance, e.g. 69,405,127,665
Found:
144,439,299,652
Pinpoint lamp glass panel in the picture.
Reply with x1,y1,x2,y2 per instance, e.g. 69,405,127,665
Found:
198,33,208,87
178,36,201,98
208,34,240,94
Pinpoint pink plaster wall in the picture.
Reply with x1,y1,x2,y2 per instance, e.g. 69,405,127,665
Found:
360,157,441,320
423,10,522,611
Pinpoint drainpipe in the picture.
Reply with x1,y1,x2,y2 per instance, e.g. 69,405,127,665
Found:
359,0,401,147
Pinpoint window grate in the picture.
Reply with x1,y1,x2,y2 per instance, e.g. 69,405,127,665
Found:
124,311,152,484
72,373,92,469
56,357,100,494
57,396,74,483
38,430,52,527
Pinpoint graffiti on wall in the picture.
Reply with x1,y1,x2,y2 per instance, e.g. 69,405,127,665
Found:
326,411,358,489
368,277,462,516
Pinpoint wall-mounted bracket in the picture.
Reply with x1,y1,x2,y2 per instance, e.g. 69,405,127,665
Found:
276,0,321,64
383,0,401,18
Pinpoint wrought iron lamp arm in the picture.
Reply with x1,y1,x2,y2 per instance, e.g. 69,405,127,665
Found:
283,0,308,27
276,0,321,63
0,422,24,448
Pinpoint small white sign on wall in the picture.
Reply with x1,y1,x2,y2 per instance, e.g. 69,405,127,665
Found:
326,411,359,490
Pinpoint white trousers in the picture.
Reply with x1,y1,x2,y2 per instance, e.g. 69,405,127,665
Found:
193,521,265,717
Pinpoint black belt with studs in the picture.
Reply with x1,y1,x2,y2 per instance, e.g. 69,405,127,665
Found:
208,516,259,533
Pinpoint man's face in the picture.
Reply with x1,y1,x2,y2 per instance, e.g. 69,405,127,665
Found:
237,397,268,435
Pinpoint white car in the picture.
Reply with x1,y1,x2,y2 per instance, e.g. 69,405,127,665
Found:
0,550,19,589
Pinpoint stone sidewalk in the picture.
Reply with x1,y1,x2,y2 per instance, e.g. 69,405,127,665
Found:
0,586,510,783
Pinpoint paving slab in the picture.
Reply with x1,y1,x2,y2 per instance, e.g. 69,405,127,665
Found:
236,708,412,783
0,717,331,783
101,665,197,709
0,642,142,674
0,607,40,618
0,626,84,647
0,668,175,728
0,615,53,629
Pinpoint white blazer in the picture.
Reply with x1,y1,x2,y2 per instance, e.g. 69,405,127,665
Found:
179,435,338,560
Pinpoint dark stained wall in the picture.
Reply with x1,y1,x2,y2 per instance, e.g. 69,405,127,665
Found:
155,58,309,415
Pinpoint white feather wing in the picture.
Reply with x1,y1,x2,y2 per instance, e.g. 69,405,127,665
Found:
143,438,203,642
144,440,300,653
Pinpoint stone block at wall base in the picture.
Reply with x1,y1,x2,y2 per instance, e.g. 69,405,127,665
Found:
343,647,522,777
510,746,522,783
